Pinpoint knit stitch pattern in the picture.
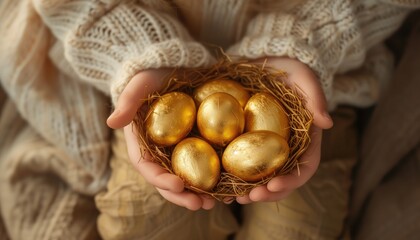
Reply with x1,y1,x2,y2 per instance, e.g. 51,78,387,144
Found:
0,0,419,239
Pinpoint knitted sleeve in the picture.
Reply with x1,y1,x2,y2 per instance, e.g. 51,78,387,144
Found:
228,0,420,109
33,0,214,104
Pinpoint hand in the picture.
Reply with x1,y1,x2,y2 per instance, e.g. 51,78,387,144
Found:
107,69,216,211
236,57,333,204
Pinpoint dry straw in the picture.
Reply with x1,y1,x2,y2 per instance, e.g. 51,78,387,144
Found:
133,56,313,201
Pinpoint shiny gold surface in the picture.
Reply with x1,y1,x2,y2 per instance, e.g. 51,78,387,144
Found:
244,93,290,140
145,92,196,146
222,130,290,182
193,79,250,108
197,92,245,147
171,137,221,191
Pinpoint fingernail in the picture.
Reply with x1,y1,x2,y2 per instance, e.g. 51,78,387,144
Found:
223,197,235,204
323,111,334,126
321,110,330,119
108,109,120,119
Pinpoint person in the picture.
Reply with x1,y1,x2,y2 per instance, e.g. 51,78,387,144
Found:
0,0,418,239
351,16,420,239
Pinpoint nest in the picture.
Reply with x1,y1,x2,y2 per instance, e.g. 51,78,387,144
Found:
133,56,313,201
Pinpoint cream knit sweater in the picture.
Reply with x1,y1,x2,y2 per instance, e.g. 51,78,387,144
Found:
3,0,418,107
0,0,419,239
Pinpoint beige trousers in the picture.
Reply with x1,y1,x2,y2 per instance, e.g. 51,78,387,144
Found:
0,96,101,240
95,107,358,240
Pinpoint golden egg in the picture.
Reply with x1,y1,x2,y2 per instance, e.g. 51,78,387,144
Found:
145,92,196,146
193,79,250,108
222,130,290,182
171,137,221,191
197,92,245,147
244,92,290,140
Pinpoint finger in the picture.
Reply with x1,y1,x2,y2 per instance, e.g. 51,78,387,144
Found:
199,194,217,210
296,75,333,130
124,125,184,192
236,194,253,205
157,188,203,211
267,126,322,192
261,57,333,129
249,185,292,202
222,197,235,204
137,161,185,192
107,70,170,129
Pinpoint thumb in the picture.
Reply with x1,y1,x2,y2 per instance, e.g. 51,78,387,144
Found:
292,71,333,130
302,82,333,130
107,69,170,129
255,57,333,129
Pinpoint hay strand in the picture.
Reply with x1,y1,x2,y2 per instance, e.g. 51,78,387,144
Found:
133,56,313,201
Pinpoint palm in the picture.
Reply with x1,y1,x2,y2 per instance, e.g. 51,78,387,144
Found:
107,57,333,208
237,57,332,203
108,69,216,210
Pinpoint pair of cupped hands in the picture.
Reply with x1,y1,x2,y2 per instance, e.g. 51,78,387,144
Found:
107,57,333,210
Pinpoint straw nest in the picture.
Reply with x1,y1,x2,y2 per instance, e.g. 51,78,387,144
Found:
133,56,313,201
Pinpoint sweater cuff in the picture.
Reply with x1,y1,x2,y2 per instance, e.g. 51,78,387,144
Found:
228,36,333,103
227,0,363,109
62,2,214,105
110,39,214,105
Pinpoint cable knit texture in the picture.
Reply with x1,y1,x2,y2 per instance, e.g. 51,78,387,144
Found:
34,0,215,104
0,0,419,239
228,0,419,108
